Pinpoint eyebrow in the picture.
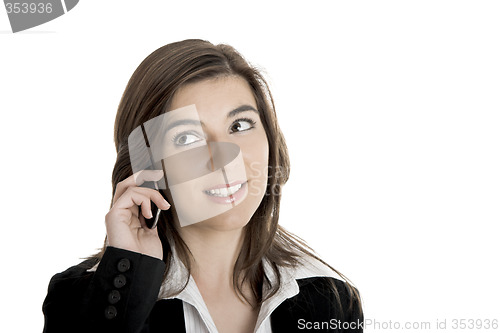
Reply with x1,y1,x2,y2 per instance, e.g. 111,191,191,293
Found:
163,104,258,133
227,105,258,118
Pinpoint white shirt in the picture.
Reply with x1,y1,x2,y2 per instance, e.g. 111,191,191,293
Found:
157,244,343,333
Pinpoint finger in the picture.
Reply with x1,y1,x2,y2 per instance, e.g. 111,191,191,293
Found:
130,204,139,218
134,210,160,233
110,189,169,233
151,190,171,210
134,187,171,210
133,193,154,219
114,187,170,219
113,186,168,210
105,206,139,230
113,170,164,205
114,190,153,219
138,212,148,229
129,214,142,230
127,186,171,210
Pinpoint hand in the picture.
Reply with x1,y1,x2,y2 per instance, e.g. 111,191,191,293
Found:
104,170,171,260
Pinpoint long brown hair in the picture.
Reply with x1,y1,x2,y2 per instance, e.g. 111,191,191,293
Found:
94,39,361,315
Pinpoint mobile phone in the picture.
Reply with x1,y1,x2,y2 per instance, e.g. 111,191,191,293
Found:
141,181,166,229
145,201,161,229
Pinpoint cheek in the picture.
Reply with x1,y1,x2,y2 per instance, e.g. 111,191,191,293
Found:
242,141,268,179
243,152,269,201
239,130,269,189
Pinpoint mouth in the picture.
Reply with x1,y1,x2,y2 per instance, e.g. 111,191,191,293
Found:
203,181,245,197
203,180,247,204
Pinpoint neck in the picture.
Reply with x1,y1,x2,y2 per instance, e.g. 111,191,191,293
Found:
178,224,246,289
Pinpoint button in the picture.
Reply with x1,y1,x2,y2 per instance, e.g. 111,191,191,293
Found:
117,258,131,272
108,290,121,304
113,274,126,288
104,305,117,319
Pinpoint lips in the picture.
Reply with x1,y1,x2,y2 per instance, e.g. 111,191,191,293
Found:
204,183,243,197
203,180,248,204
204,180,246,191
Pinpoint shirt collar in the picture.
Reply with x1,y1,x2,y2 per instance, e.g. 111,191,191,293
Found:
158,241,343,332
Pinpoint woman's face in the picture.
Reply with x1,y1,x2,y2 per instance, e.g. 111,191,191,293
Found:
165,75,269,231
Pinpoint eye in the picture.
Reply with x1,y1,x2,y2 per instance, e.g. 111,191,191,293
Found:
230,118,256,133
172,131,203,146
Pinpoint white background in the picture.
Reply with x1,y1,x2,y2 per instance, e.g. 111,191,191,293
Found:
1,1,499,332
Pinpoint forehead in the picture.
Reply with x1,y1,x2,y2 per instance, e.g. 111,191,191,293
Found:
169,75,257,113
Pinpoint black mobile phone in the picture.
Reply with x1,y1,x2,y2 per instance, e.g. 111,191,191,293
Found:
145,201,160,229
141,183,168,229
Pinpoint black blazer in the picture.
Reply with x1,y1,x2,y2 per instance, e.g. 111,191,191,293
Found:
42,247,363,332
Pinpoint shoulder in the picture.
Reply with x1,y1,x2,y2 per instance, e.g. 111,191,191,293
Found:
42,257,99,332
284,254,360,310
51,257,99,278
270,269,363,332
286,276,360,316
271,276,363,332
46,257,98,293
43,257,99,317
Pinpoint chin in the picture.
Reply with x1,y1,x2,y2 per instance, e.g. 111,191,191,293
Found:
195,200,257,231
202,211,250,231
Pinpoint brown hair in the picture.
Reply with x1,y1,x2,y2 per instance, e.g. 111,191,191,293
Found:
95,39,361,316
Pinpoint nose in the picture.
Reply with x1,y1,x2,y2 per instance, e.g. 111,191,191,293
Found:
201,127,239,171
205,142,241,172
161,141,241,186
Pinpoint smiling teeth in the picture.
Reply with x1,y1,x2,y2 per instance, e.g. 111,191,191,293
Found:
205,183,242,197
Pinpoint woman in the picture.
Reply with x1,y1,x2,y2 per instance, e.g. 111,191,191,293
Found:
42,39,363,333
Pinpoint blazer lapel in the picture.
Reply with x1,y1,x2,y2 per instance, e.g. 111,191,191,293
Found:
150,298,186,332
